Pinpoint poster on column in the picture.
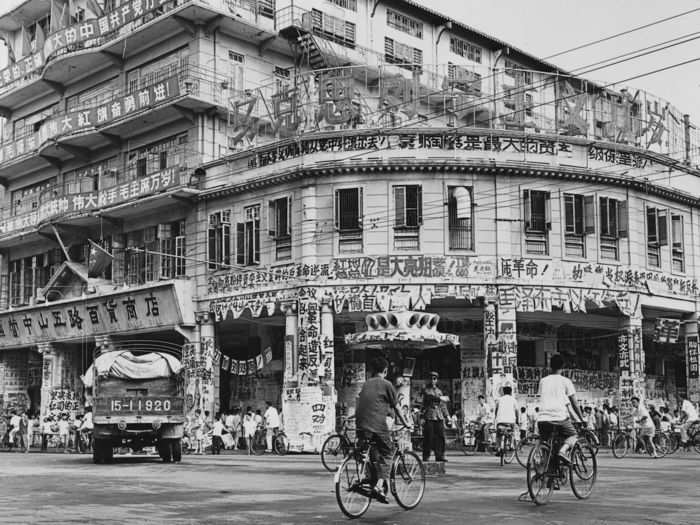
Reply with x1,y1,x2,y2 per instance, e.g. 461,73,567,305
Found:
687,336,699,379
297,297,321,385
338,363,365,421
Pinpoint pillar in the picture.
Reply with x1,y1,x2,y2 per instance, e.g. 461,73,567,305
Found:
485,295,517,405
185,311,216,419
38,343,58,419
683,314,699,405
617,316,645,424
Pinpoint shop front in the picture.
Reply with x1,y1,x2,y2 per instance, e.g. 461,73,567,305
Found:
0,272,195,422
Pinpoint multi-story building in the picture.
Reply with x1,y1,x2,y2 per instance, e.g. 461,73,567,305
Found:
0,0,699,451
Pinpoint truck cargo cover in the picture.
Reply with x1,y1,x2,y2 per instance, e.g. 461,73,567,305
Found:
82,351,182,385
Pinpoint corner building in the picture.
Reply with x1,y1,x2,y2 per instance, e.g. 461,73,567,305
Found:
0,0,699,452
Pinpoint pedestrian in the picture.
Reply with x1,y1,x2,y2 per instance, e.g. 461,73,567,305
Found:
211,412,224,455
58,414,71,453
19,411,30,453
254,409,263,429
8,410,20,451
243,407,257,455
41,417,53,451
601,404,611,447
519,406,529,441
678,392,699,449
263,401,281,453
583,406,596,431
191,409,204,454
495,383,520,447
421,371,449,462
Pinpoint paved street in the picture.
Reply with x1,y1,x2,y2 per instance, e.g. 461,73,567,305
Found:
0,450,697,525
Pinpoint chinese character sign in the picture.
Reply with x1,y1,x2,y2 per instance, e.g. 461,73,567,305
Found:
687,336,699,380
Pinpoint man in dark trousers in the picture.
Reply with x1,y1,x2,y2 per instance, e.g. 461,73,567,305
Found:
422,371,450,462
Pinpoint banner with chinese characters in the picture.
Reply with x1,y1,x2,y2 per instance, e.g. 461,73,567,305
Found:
653,318,681,344
0,283,182,348
0,166,182,235
37,76,180,146
0,51,44,91
687,336,699,380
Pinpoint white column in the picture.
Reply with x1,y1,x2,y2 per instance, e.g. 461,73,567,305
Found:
683,314,699,405
617,315,645,424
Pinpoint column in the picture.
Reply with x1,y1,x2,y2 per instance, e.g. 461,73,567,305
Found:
683,314,699,404
185,311,216,419
485,295,518,404
38,343,56,419
319,301,336,433
617,316,645,424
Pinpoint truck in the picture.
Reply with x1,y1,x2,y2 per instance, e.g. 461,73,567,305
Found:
83,348,185,464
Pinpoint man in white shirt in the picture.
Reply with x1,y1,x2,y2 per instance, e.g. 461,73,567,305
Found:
8,411,20,451
495,383,520,446
679,393,699,446
537,354,584,462
263,401,281,452
631,397,658,457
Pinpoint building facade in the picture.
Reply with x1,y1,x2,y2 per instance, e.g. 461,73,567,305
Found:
0,0,699,451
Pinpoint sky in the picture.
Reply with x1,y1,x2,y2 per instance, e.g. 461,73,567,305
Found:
424,0,700,123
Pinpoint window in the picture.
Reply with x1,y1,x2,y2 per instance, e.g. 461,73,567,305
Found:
328,0,357,10
448,186,473,250
310,9,356,47
386,9,423,39
646,207,667,268
525,93,534,117
394,185,422,250
671,214,684,273
505,59,532,84
126,133,187,182
237,205,260,266
66,77,118,111
208,211,231,270
63,157,119,194
269,197,292,260
228,51,245,93
335,188,363,252
600,197,627,260
8,252,57,306
12,178,57,216
126,48,188,94
160,221,186,279
394,185,422,228
447,63,481,95
523,190,550,255
564,194,594,258
449,36,481,63
384,37,422,71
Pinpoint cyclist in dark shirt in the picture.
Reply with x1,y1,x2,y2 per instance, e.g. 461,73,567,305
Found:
356,356,412,503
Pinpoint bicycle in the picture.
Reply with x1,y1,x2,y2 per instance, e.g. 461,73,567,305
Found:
525,422,597,505
253,427,289,455
516,430,539,468
334,425,426,519
578,425,600,455
321,417,355,472
611,426,667,458
495,423,516,466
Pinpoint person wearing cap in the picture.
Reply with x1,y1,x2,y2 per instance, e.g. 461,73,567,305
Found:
421,371,450,462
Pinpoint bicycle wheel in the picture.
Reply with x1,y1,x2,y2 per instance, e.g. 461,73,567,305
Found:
503,435,516,465
516,437,536,468
461,432,476,456
570,442,597,500
321,434,348,472
526,443,553,505
652,433,668,458
274,433,289,456
692,431,700,455
335,456,372,519
252,431,266,455
611,433,629,459
390,450,425,510
667,433,680,454
584,430,600,456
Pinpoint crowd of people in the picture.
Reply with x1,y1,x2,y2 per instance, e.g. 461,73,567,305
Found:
0,408,93,453
183,401,282,455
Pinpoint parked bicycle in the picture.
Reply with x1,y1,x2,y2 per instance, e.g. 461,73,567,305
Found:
252,426,289,455
334,425,425,519
525,422,597,505
321,416,355,472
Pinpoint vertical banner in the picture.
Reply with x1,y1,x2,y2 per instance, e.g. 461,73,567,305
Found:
687,335,699,380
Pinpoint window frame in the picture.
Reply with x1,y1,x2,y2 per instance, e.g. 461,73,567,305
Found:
386,9,423,39
447,185,473,250
394,185,423,229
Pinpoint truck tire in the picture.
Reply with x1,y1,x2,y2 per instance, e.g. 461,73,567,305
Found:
159,440,172,463
172,439,182,463
93,441,104,464
104,443,114,464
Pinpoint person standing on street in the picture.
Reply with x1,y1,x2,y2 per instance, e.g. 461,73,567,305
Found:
421,371,449,462
211,412,224,455
263,401,281,453
8,410,20,451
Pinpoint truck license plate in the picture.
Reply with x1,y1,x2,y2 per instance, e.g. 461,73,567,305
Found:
99,397,183,414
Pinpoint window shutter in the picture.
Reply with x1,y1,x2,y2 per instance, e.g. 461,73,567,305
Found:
208,228,217,269
523,189,531,229
236,223,245,265
646,207,657,243
286,197,292,235
223,224,231,266
544,192,551,230
268,200,277,237
564,195,574,234
334,190,340,230
253,218,260,264
672,215,683,248
395,186,406,227
573,195,584,235
357,187,363,229
657,210,668,246
417,186,423,225
584,195,595,234
617,201,628,238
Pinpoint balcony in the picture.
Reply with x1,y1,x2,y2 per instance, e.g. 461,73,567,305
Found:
0,160,201,248
0,59,227,180
0,0,276,110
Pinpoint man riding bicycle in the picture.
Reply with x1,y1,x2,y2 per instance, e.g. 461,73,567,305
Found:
355,356,412,504
536,354,584,464
679,392,699,448
495,383,520,450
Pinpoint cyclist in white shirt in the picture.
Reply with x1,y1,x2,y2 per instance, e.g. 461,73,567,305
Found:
679,393,699,447
631,397,658,458
263,401,281,452
495,384,520,448
536,354,584,463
